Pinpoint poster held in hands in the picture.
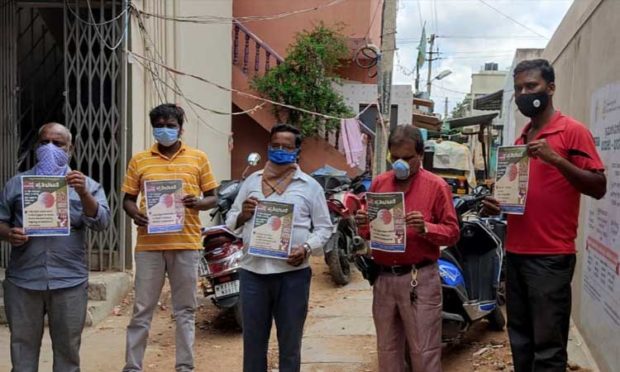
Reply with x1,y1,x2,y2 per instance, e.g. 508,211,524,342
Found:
248,200,295,260
494,145,530,214
367,192,406,253
145,180,184,234
21,176,70,236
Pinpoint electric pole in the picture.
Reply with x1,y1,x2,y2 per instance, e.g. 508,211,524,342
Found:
444,97,449,119
373,0,398,177
426,33,436,96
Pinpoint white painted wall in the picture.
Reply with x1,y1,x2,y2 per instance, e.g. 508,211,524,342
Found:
335,83,413,125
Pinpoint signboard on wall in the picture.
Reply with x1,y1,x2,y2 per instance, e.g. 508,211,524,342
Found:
581,83,620,369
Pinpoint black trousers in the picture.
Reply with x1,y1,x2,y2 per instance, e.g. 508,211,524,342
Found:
239,268,312,372
506,253,576,372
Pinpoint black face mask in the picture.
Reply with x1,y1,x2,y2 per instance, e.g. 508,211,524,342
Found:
515,92,550,117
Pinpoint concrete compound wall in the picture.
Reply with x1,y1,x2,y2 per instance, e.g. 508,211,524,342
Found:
540,1,620,371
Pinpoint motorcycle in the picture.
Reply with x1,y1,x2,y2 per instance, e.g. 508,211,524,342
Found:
311,168,369,285
198,153,261,329
439,186,506,344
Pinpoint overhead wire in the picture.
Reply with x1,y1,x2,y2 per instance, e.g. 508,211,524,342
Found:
477,0,549,39
128,50,378,122
65,0,130,50
134,9,234,137
137,0,348,25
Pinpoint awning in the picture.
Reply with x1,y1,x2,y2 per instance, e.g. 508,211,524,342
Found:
445,112,498,130
473,89,503,111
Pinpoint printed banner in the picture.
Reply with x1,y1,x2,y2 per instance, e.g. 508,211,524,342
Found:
367,192,406,253
21,176,70,236
494,145,530,214
145,180,184,234
248,200,295,259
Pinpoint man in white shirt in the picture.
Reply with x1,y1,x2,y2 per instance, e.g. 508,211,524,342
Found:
226,124,332,372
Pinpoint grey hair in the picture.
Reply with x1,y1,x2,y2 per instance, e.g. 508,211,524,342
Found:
38,122,73,142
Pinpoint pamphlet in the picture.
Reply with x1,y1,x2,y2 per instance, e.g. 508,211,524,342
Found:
494,145,530,214
145,180,184,234
248,200,295,259
367,192,407,253
21,176,70,236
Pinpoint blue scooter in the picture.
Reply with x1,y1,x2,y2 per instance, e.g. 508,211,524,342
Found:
439,187,506,344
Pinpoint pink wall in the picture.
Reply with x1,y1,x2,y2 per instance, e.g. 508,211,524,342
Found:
234,0,383,58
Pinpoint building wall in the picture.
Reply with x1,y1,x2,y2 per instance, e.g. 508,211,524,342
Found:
233,0,383,58
129,0,232,228
540,1,620,371
469,70,507,117
335,83,413,126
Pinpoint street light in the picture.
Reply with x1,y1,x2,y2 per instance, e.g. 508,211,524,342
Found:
427,69,452,96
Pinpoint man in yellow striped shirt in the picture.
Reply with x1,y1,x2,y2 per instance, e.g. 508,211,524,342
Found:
121,104,218,372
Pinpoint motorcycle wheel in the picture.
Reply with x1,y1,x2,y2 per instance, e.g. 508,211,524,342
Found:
325,231,351,285
233,302,243,330
487,306,506,331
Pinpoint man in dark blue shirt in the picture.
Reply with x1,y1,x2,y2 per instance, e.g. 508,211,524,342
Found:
0,123,110,372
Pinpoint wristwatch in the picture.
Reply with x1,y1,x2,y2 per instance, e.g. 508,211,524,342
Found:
302,243,312,258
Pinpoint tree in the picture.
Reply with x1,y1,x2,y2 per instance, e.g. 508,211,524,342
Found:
252,23,353,138
451,96,472,119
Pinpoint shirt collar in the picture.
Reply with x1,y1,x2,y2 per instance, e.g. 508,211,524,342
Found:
519,111,566,142
150,141,187,160
257,165,306,182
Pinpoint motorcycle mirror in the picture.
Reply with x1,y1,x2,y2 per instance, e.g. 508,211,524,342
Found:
247,153,261,166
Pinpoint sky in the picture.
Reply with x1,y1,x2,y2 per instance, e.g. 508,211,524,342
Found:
393,0,574,115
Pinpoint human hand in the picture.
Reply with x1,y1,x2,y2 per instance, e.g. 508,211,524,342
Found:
8,227,28,247
287,246,306,266
480,196,501,217
405,211,426,234
182,194,200,209
66,171,88,197
527,139,562,165
355,210,369,227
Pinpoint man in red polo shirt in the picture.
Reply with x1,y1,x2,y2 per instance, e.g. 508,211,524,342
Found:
356,126,459,372
483,59,606,372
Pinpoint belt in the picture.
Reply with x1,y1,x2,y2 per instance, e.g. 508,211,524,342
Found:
378,261,434,276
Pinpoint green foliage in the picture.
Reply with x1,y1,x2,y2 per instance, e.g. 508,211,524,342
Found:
450,96,472,119
252,23,353,138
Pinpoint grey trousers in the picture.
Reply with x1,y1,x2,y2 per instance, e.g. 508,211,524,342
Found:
3,279,88,372
123,250,200,372
372,264,443,372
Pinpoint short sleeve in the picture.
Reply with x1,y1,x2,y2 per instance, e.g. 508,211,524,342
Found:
199,155,218,193
566,123,605,171
0,177,17,223
122,156,141,195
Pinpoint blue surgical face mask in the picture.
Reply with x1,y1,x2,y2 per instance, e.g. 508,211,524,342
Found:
153,127,179,147
268,147,299,165
392,159,411,180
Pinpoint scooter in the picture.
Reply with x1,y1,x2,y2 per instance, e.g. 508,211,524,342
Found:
439,186,506,344
311,168,369,285
198,153,261,329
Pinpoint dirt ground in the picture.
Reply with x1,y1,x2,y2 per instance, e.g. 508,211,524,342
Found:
0,257,593,371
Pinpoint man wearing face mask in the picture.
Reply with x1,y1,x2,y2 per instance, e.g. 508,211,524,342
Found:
0,122,110,371
226,124,332,372
122,104,218,372
355,125,459,372
481,59,606,372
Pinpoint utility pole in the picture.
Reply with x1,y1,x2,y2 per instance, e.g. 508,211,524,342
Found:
373,0,398,177
426,33,436,96
444,97,449,119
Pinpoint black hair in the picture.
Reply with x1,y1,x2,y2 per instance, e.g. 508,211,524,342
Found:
513,59,555,84
270,123,302,149
388,125,424,155
149,104,186,127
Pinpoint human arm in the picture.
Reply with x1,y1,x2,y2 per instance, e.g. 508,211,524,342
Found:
528,126,606,199
181,189,217,211
410,183,460,246
78,177,111,231
123,193,148,227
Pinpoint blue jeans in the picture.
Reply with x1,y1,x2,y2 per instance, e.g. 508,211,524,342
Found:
240,267,312,372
